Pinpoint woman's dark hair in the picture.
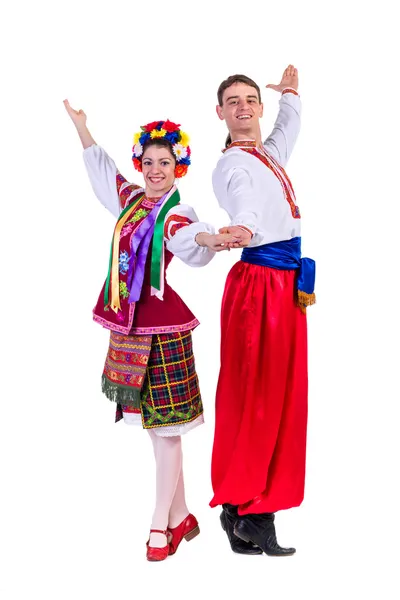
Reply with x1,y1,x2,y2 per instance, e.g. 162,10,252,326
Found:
141,138,176,162
217,74,261,148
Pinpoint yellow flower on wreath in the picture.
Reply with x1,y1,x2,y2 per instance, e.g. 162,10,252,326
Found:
150,128,167,138
179,131,190,147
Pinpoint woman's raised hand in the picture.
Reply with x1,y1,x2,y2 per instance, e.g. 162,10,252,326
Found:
63,99,87,130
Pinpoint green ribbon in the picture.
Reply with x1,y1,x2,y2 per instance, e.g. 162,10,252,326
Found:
150,188,180,291
103,194,144,307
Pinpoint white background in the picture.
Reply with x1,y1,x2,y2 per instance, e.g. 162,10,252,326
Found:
1,0,399,598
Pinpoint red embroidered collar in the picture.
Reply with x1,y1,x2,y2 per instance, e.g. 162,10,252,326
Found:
223,140,265,153
222,140,265,154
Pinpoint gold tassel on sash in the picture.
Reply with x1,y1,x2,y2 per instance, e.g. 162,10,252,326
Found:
297,290,316,314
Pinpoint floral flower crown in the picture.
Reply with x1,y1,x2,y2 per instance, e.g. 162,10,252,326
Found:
132,120,191,178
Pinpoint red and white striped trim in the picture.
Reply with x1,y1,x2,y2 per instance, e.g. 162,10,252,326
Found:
255,147,300,218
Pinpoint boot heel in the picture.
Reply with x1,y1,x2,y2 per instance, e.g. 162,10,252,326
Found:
233,524,250,544
184,525,200,542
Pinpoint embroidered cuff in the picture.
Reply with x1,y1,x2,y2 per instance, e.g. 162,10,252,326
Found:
282,87,299,96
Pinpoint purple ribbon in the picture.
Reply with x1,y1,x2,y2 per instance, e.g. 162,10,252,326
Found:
127,194,167,303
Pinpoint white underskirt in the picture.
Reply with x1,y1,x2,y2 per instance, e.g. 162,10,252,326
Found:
122,412,204,437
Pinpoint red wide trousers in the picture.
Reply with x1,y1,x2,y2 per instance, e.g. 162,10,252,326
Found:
210,261,308,515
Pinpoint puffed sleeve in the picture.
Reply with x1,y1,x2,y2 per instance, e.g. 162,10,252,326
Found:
83,144,143,218
263,90,301,167
164,204,216,267
212,153,261,237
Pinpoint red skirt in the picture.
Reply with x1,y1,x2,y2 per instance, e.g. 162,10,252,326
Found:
210,261,308,515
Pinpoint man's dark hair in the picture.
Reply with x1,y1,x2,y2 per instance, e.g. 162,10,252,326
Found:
217,74,261,107
217,74,261,147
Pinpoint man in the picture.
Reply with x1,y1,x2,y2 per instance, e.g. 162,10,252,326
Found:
210,66,315,556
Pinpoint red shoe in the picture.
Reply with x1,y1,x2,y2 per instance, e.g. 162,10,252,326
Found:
146,529,169,562
167,514,200,555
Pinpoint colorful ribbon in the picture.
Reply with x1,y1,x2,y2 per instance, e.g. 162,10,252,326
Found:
104,193,144,311
104,187,181,313
150,187,180,295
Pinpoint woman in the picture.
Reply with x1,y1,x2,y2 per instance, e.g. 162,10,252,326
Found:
64,100,236,561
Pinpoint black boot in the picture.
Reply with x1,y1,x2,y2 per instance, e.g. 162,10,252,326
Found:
220,504,263,555
234,512,296,556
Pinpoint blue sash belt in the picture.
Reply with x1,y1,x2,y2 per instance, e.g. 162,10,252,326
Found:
241,237,316,311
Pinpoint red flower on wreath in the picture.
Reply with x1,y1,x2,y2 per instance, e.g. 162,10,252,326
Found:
143,121,162,133
175,164,188,178
132,158,142,172
163,120,180,132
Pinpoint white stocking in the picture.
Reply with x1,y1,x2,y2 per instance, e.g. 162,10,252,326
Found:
147,431,182,548
168,466,190,529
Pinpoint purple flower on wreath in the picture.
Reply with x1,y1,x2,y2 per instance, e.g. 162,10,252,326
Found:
119,250,130,275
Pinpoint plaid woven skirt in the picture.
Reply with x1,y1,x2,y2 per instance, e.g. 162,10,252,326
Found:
106,331,203,430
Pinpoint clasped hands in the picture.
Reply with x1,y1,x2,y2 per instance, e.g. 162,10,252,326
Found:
196,225,252,252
